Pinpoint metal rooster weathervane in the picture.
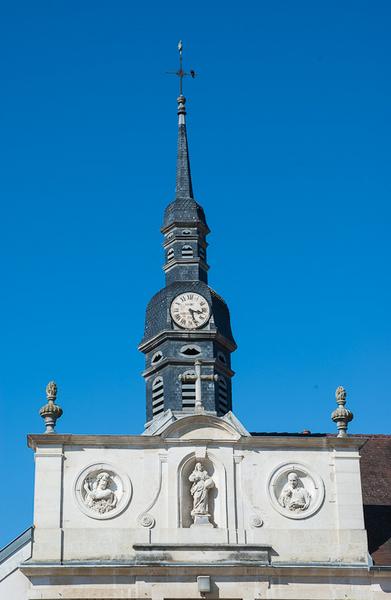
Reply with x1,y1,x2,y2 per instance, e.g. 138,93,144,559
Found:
167,40,196,96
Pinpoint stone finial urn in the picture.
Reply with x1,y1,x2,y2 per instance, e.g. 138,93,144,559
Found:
39,381,63,433
331,385,353,437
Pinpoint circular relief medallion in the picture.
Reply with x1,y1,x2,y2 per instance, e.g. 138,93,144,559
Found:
74,463,132,520
170,292,210,330
267,462,325,520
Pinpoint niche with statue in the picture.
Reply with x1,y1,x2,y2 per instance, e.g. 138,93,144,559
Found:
178,453,227,529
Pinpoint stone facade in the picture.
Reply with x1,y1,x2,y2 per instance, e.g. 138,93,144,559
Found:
1,415,390,598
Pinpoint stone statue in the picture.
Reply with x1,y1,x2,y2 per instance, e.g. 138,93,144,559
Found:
278,472,310,512
189,462,215,525
83,471,117,514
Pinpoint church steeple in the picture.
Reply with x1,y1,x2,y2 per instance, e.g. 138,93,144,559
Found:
139,43,236,426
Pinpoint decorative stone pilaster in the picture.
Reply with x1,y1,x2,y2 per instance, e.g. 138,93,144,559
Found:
39,381,63,433
331,385,353,437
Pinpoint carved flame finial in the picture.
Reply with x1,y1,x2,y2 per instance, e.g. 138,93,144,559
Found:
46,380,57,401
331,385,353,437
39,380,63,434
335,385,346,404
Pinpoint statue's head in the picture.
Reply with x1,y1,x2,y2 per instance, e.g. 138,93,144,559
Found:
195,462,202,471
96,472,110,489
287,472,298,488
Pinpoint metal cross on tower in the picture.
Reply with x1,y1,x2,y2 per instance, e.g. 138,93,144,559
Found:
179,360,218,412
167,40,197,96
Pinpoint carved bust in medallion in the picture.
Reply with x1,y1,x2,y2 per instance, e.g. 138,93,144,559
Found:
74,463,131,520
268,463,324,520
83,471,117,514
278,471,311,512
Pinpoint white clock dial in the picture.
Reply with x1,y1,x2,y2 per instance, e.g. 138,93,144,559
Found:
170,292,210,330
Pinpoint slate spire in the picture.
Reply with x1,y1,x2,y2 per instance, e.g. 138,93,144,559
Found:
175,95,194,199
139,42,237,425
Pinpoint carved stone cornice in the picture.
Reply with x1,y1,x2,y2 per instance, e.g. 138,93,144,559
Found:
20,560,373,579
138,329,237,354
27,433,367,451
142,356,234,378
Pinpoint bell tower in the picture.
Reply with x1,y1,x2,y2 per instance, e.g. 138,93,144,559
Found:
138,43,236,425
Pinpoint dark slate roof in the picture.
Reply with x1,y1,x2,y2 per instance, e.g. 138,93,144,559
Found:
162,110,209,231
162,197,209,231
140,280,236,347
175,122,193,199
358,434,391,566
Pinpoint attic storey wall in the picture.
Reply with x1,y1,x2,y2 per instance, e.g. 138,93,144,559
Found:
28,422,368,566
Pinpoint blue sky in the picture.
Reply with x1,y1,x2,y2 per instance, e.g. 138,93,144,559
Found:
0,1,390,546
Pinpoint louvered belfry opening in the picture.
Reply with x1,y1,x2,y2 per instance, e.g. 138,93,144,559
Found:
218,377,229,412
181,245,193,258
182,370,196,409
167,248,174,261
152,377,165,416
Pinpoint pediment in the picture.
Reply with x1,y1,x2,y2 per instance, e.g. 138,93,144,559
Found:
160,412,249,441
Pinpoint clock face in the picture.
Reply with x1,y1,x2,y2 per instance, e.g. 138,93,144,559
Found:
170,292,210,330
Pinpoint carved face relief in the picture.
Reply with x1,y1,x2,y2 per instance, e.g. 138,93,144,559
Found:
268,463,324,520
74,464,131,520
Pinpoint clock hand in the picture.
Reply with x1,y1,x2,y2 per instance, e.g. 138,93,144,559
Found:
188,307,202,322
188,308,196,322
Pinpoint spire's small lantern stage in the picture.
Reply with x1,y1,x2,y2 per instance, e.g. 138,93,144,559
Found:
39,381,63,433
331,385,353,437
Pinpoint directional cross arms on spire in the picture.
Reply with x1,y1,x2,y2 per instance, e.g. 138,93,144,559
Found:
167,40,196,96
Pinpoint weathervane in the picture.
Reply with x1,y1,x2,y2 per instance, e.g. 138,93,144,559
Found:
167,40,196,96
